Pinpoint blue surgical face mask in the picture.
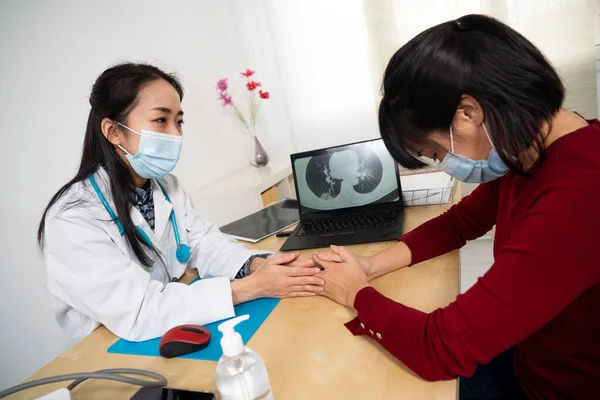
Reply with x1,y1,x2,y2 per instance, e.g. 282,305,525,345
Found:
115,122,182,179
438,124,510,183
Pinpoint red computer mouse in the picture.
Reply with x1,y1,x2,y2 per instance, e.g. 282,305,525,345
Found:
159,325,211,358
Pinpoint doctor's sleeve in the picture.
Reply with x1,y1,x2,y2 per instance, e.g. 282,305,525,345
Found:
44,209,236,341
182,188,272,280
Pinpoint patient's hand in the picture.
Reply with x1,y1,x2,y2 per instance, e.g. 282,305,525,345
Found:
314,246,376,281
312,245,369,308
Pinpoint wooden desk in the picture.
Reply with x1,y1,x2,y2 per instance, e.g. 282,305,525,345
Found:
16,206,458,400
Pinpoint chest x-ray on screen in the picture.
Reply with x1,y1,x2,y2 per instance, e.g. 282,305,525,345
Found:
294,140,400,212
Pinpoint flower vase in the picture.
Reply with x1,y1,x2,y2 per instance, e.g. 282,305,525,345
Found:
250,136,269,167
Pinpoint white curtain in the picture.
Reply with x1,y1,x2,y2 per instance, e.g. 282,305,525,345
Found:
237,0,597,156
363,0,597,117
238,0,379,153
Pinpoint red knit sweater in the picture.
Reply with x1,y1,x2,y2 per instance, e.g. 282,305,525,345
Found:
346,121,600,400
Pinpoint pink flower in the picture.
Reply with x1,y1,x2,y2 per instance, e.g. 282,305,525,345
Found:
219,91,233,107
259,90,270,99
216,78,228,91
240,69,255,77
246,81,261,91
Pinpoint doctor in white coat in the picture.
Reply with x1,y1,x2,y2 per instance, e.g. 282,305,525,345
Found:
38,63,324,347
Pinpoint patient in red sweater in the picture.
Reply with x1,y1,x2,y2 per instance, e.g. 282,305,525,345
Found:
314,15,600,400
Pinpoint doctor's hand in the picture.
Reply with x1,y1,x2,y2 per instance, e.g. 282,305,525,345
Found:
247,252,316,273
314,245,376,281
313,245,369,308
231,253,325,304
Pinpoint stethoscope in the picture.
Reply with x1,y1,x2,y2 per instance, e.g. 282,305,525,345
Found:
88,175,191,264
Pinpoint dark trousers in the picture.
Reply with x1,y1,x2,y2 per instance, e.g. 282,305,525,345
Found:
459,347,528,400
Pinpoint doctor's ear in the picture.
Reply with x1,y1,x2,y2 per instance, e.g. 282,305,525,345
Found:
100,118,122,146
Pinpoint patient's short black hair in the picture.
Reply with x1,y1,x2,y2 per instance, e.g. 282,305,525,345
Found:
379,14,564,172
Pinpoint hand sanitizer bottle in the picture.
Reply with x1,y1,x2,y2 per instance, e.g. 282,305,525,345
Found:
215,315,274,400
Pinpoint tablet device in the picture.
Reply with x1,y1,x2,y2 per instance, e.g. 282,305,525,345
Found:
219,201,299,243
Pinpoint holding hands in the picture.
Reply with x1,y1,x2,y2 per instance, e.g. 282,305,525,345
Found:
312,245,370,308
232,252,325,304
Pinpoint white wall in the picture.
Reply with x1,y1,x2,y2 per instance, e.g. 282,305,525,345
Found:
505,0,598,118
0,0,283,390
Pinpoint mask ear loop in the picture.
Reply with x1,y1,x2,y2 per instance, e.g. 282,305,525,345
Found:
451,124,495,153
482,123,494,147
113,120,141,156
114,120,142,136
117,144,132,156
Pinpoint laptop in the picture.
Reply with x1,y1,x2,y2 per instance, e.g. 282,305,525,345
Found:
280,138,405,251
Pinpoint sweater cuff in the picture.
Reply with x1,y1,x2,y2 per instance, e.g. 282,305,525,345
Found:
344,287,397,343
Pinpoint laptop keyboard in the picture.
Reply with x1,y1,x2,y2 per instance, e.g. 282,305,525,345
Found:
296,211,398,237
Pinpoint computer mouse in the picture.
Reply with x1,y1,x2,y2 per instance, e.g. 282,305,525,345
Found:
159,325,211,358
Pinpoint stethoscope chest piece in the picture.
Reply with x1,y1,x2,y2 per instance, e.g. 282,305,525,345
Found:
176,244,191,263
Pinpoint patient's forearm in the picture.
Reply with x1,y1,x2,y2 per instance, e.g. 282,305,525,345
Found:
368,241,412,279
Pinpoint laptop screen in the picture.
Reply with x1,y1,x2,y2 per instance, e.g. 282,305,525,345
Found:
292,139,401,215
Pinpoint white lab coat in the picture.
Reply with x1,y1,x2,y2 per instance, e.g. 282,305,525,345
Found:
44,168,268,347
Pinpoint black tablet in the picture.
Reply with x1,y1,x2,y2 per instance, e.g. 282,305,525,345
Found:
219,201,299,243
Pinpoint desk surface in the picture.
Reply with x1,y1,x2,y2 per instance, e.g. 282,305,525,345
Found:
16,206,458,400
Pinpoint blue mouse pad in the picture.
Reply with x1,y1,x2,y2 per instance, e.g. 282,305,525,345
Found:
107,279,280,361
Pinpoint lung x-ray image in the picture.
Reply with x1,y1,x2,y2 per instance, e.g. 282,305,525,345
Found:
294,140,399,212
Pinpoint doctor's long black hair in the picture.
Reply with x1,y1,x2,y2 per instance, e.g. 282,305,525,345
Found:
37,63,184,267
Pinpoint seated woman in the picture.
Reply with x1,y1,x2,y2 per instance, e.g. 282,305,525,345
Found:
314,15,600,400
38,63,324,347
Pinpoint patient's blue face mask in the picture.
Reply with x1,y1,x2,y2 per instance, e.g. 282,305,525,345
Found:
115,122,182,179
438,124,510,183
